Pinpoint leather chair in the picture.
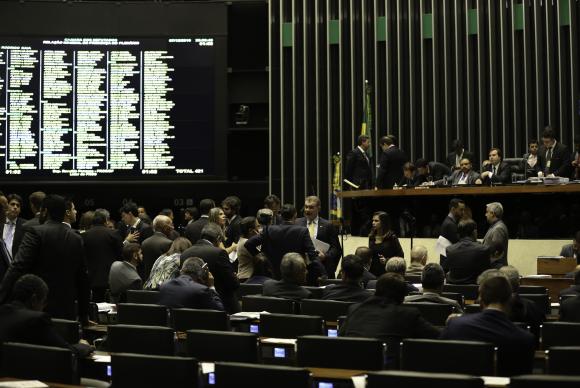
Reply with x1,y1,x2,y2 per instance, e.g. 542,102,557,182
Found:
242,295,296,314
186,329,258,363
442,284,479,300
300,299,353,322
126,289,161,304
541,322,580,349
510,374,580,387
213,362,312,388
367,371,484,388
52,318,81,344
520,293,551,314
259,313,324,339
546,346,580,375
116,303,169,326
172,308,229,331
402,302,455,326
236,283,263,298
107,324,175,355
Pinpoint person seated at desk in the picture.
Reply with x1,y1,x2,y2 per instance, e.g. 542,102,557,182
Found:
322,255,373,303
339,273,440,366
354,246,376,287
262,252,311,301
404,263,464,313
523,139,541,177
560,269,580,297
398,162,421,187
446,139,475,171
158,257,224,311
244,253,274,285
444,158,481,185
539,126,571,178
407,245,428,275
560,231,580,263
479,147,511,185
445,219,490,284
0,274,93,357
441,271,535,376
109,243,143,303
367,257,419,295
559,275,580,322
144,237,192,290
415,158,451,183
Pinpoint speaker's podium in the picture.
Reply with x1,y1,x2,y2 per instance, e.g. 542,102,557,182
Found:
521,256,576,301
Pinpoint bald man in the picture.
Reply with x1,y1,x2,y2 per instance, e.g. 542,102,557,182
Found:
141,215,174,280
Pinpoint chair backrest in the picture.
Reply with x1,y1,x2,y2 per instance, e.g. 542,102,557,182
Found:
465,304,481,314
117,303,169,326
126,289,161,304
242,295,296,314
259,313,324,338
442,284,479,300
367,371,485,388
172,308,229,331
441,292,465,307
400,338,495,376
319,279,342,286
520,293,551,314
108,324,175,355
236,283,264,298
541,322,580,349
503,158,524,174
519,285,547,294
214,362,312,388
1,342,78,385
300,299,353,322
510,374,580,387
402,302,455,326
560,294,578,304
546,347,580,375
51,318,81,344
296,335,385,370
404,274,422,284
186,329,258,363
303,286,324,299
111,352,198,388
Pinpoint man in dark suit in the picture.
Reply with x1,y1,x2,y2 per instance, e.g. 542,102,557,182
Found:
222,196,242,247
355,246,376,287
560,294,580,322
1,193,27,258
180,223,239,313
0,194,12,282
446,139,475,171
376,135,408,189
263,195,283,225
245,204,324,283
479,148,511,185
158,257,224,310
0,194,90,324
339,273,440,367
560,231,580,263
438,198,465,269
322,254,372,303
21,191,46,232
539,126,571,177
0,274,92,357
141,215,174,280
441,273,535,376
445,219,490,284
263,252,311,301
415,158,451,182
404,263,464,313
446,158,480,185
296,195,341,278
184,198,214,244
560,270,580,297
117,201,153,245
344,134,373,190
82,209,123,302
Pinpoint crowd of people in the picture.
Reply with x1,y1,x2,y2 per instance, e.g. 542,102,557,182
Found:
0,188,579,376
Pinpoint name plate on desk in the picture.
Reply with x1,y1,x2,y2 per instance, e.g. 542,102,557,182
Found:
537,256,577,276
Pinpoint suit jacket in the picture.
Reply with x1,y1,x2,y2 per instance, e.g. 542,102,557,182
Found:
21,215,41,233
225,215,242,247
481,161,511,184
446,150,475,169
559,284,580,297
440,215,459,245
108,260,142,303
184,217,209,244
141,232,173,280
339,296,440,366
447,169,480,185
180,240,240,313
117,219,153,245
510,293,545,332
483,219,509,268
560,243,578,261
559,295,580,322
262,279,311,301
158,275,224,311
445,237,490,284
441,309,535,376
376,146,408,189
523,153,541,177
82,225,123,290
538,141,571,177
0,221,89,323
1,217,27,257
428,162,451,181
0,238,11,283
344,147,373,189
322,282,373,303
245,223,320,279
295,216,341,278
404,291,464,313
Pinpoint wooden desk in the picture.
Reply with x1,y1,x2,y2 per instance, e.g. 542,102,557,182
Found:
537,257,577,276
521,277,574,301
338,184,580,199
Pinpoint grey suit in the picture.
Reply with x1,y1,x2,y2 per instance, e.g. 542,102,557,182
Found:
448,169,480,185
483,219,509,268
560,244,578,263
109,261,142,303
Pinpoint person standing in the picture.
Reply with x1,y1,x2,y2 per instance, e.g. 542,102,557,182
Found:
344,135,373,236
483,202,509,268
376,135,408,189
368,211,404,277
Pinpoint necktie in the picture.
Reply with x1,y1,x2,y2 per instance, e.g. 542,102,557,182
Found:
4,222,14,255
493,166,497,175
308,221,316,238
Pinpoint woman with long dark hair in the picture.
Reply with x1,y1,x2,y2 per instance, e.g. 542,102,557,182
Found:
368,211,404,276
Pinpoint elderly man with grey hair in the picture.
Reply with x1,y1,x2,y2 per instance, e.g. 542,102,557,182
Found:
367,257,419,294
141,215,174,280
158,257,224,310
483,202,509,269
407,245,428,275
262,252,311,300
